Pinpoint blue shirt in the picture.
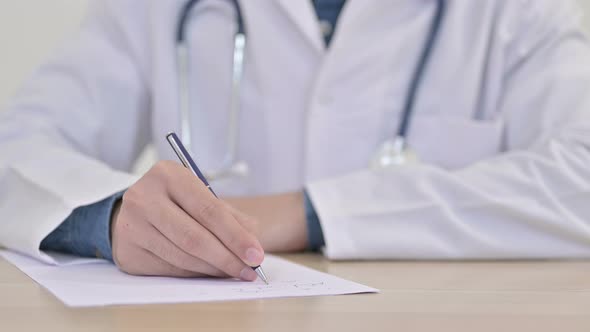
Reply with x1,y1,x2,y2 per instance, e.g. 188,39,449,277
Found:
40,0,346,259
312,0,347,46
40,192,124,261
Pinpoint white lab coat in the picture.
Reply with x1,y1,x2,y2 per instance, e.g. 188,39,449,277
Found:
1,0,590,264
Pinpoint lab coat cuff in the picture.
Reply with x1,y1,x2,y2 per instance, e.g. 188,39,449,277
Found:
306,180,352,260
0,139,141,265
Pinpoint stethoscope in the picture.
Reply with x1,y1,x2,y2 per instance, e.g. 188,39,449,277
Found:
176,0,446,181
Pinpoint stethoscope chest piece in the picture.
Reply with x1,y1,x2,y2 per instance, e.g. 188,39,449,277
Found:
370,137,419,169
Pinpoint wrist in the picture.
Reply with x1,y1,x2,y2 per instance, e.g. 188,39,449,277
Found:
225,192,308,252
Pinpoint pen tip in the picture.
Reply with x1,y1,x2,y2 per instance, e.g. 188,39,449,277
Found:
254,266,269,284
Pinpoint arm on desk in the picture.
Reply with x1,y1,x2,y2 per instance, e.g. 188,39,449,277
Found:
308,1,590,260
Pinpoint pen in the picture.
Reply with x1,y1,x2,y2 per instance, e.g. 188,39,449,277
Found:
166,132,269,284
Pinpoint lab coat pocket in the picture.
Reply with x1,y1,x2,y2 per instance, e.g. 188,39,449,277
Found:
408,116,505,169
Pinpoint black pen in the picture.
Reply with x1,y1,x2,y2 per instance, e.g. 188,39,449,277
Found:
166,132,268,284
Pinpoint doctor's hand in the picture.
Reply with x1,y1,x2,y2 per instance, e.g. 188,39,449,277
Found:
110,161,265,280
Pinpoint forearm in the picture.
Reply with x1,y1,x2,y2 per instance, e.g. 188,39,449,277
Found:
308,132,590,260
224,192,310,253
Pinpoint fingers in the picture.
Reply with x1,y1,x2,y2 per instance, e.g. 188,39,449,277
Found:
146,199,259,281
137,222,228,278
111,160,265,280
116,242,205,278
166,167,265,267
223,202,260,234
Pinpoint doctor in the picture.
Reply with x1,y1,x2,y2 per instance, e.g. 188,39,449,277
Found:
1,0,590,280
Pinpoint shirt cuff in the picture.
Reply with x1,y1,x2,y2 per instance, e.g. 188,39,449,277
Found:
304,190,325,252
40,191,125,262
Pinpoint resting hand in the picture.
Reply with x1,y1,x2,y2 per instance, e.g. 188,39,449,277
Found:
111,161,264,280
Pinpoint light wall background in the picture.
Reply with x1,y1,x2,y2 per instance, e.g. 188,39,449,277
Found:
1,0,590,108
0,0,89,108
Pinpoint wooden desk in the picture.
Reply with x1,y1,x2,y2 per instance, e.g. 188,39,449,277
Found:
1,254,589,332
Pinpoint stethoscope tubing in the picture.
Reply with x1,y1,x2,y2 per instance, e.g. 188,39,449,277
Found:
177,0,245,43
397,0,446,140
175,0,446,173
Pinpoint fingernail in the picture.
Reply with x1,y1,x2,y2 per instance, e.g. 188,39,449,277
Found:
240,267,258,281
245,247,263,265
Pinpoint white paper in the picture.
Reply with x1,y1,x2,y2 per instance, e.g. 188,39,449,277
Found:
1,250,378,307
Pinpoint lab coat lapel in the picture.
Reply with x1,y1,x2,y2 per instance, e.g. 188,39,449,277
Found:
337,0,372,26
275,0,325,52
328,0,382,47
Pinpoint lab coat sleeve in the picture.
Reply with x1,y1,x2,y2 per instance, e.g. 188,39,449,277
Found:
0,0,149,264
307,0,590,260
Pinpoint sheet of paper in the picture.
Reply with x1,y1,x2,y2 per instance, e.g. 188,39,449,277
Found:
1,250,378,307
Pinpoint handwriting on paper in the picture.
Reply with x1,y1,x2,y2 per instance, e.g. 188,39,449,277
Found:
0,251,378,307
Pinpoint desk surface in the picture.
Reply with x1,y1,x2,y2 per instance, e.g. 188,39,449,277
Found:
1,254,590,332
